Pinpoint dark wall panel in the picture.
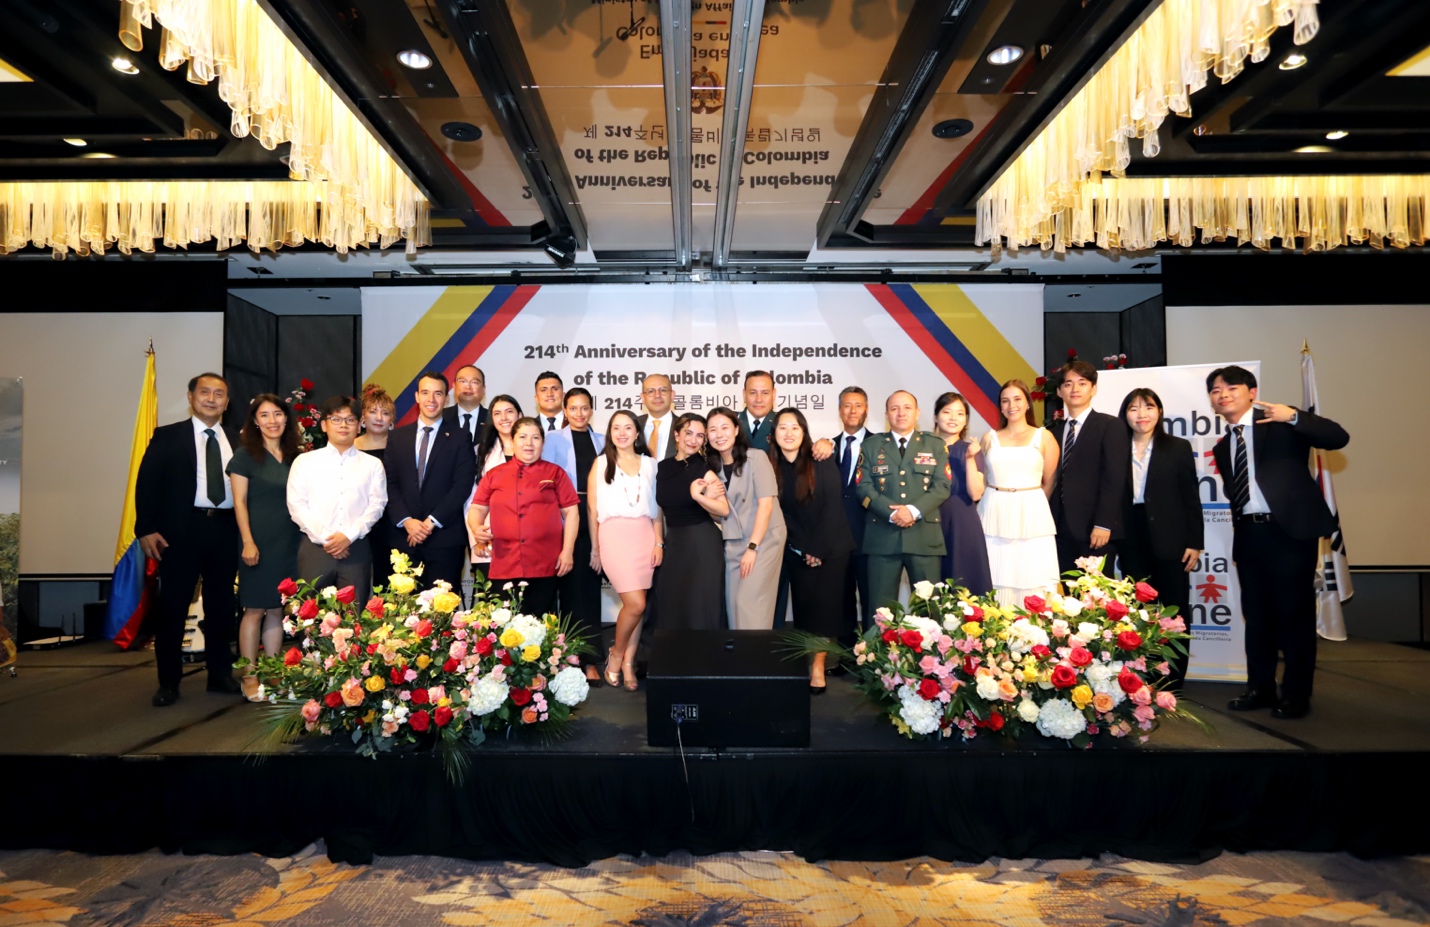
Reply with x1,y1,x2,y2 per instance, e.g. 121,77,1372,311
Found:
1043,312,1121,379
223,294,277,427
1121,295,1166,368
277,315,358,407
1163,253,1430,306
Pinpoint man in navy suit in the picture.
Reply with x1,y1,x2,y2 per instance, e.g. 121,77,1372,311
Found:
442,364,489,444
1049,360,1129,573
1209,365,1348,720
135,372,241,706
833,386,872,638
385,372,477,591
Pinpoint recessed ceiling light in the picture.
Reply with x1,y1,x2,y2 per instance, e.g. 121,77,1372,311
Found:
932,118,974,139
111,56,139,74
440,121,482,142
63,138,87,147
1325,130,1348,140
1279,53,1308,70
80,152,117,158
986,45,1024,66
1294,145,1333,153
396,49,432,70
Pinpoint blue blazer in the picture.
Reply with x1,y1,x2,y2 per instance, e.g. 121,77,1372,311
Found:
385,419,477,551
542,426,606,489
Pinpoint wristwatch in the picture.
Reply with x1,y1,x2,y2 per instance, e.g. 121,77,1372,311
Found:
747,541,759,552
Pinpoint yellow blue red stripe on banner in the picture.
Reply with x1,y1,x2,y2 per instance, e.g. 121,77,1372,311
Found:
370,284,540,426
866,283,1037,425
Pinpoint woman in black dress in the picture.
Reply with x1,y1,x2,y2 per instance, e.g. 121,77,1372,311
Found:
769,408,853,693
1117,387,1204,689
227,393,302,701
654,414,728,631
932,392,993,595
355,384,395,569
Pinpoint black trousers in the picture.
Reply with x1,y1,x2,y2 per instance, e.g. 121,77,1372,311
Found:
840,550,871,644
1055,510,1116,575
1118,504,1192,688
557,503,606,663
297,536,372,605
1234,518,1319,701
154,508,238,690
500,575,558,617
402,543,465,593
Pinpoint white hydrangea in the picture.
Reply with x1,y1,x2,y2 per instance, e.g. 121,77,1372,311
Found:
912,580,935,600
896,685,941,735
548,666,590,706
1016,699,1040,723
975,674,1002,702
1036,698,1087,740
509,613,547,649
469,675,509,716
1006,619,1050,656
1084,661,1126,707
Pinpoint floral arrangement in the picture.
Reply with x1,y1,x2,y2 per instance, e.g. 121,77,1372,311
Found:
247,552,591,779
803,559,1200,746
284,377,324,451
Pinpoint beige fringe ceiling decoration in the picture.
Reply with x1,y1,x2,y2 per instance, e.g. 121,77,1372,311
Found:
0,0,428,257
976,0,1347,253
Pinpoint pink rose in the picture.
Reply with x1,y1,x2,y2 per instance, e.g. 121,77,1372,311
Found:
1155,690,1178,711
300,699,321,722
1131,686,1152,706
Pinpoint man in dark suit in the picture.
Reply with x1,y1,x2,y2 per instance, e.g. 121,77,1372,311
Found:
834,386,872,636
135,372,241,706
442,364,489,444
738,370,776,451
385,371,477,591
534,371,565,433
1209,365,1348,720
1049,360,1129,573
636,373,678,460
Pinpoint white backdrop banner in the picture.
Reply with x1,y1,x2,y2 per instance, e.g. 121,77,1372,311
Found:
1093,362,1260,683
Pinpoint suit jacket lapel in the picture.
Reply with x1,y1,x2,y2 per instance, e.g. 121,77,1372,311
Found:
182,421,198,476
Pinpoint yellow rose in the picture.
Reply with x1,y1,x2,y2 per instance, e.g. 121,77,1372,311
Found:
437,697,450,707
1071,685,1094,709
961,621,982,636
364,675,386,692
521,644,541,662
432,591,462,613
416,654,432,670
1022,667,1040,683
499,628,523,648
388,574,416,595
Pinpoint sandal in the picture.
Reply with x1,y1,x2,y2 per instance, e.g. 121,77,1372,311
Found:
603,653,622,688
621,657,639,692
241,675,263,703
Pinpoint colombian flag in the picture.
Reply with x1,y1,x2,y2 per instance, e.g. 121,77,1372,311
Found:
104,347,158,649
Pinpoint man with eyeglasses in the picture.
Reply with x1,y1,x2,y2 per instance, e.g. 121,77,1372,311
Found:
636,373,678,460
442,364,489,445
287,395,388,603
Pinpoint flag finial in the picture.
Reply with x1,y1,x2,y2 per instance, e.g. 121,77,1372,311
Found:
1301,338,1310,355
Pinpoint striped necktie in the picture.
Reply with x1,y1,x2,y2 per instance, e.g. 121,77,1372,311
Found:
1231,425,1250,515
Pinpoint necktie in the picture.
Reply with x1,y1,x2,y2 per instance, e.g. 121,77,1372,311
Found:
840,434,854,485
898,436,907,458
547,416,557,432
1231,424,1251,515
203,428,224,506
650,418,661,458
462,412,472,440
752,418,762,434
1058,419,1077,502
417,426,433,489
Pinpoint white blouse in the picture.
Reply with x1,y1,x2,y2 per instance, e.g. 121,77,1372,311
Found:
592,455,659,522
1131,439,1153,505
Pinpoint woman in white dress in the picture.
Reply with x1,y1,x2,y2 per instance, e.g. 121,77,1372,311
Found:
979,380,1060,609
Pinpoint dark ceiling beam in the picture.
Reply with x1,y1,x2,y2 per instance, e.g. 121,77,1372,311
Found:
813,0,990,249
930,0,1160,214
434,0,589,252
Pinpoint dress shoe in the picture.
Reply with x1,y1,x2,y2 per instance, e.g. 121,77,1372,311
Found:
809,683,827,696
1271,698,1310,720
1227,689,1276,712
152,687,180,707
206,675,243,695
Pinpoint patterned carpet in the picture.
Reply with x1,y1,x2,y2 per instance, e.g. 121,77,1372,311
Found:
2,845,1427,927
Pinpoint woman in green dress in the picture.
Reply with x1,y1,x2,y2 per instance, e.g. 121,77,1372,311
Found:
227,393,302,701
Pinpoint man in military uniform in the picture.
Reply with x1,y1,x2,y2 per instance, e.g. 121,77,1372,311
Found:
855,390,951,610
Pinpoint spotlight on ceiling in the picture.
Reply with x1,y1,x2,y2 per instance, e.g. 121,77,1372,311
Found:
932,118,974,139
544,234,578,269
441,121,483,142
986,45,1024,66
397,49,433,70
80,152,117,159
63,138,88,147
1294,145,1333,153
1325,130,1348,140
111,56,139,74
1279,53,1308,70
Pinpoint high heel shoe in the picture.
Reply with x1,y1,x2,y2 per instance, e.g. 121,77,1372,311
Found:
603,653,622,688
241,675,263,703
621,659,639,692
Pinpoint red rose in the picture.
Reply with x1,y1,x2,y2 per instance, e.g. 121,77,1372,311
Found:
409,709,431,732
1067,348,1077,358
1118,668,1143,694
283,647,303,666
918,678,941,700
969,605,984,621
1116,630,1143,650
986,710,1005,732
390,665,406,685
899,629,924,650
297,599,319,620
335,585,356,604
1105,600,1128,620
500,652,513,666
510,687,532,706
277,578,298,597
1050,664,1078,689
299,417,316,429
323,691,343,708
300,378,315,391
411,687,429,705
475,636,494,656
1106,362,1116,370
1023,595,1047,613
1030,391,1046,401
1031,644,1052,660
1068,647,1093,667
365,597,385,618
962,655,980,675
367,642,379,655
1134,582,1158,603
414,619,433,639
442,658,458,673
1035,376,1047,386
434,705,453,727
881,629,898,644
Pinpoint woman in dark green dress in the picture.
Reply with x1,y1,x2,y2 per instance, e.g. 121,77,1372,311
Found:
227,393,302,701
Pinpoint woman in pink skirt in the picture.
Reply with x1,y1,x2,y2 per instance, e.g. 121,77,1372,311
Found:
588,409,662,691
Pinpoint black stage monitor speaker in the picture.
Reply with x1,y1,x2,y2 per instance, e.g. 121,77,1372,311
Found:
646,629,809,748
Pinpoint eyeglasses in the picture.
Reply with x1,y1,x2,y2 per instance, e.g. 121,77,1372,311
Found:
455,377,484,386
643,387,672,395
326,416,359,426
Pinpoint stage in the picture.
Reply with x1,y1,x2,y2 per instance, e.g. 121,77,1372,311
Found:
3,638,1429,866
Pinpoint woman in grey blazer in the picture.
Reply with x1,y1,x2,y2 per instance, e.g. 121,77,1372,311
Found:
705,407,786,629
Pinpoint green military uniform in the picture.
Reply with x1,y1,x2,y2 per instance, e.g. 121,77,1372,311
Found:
855,430,952,611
